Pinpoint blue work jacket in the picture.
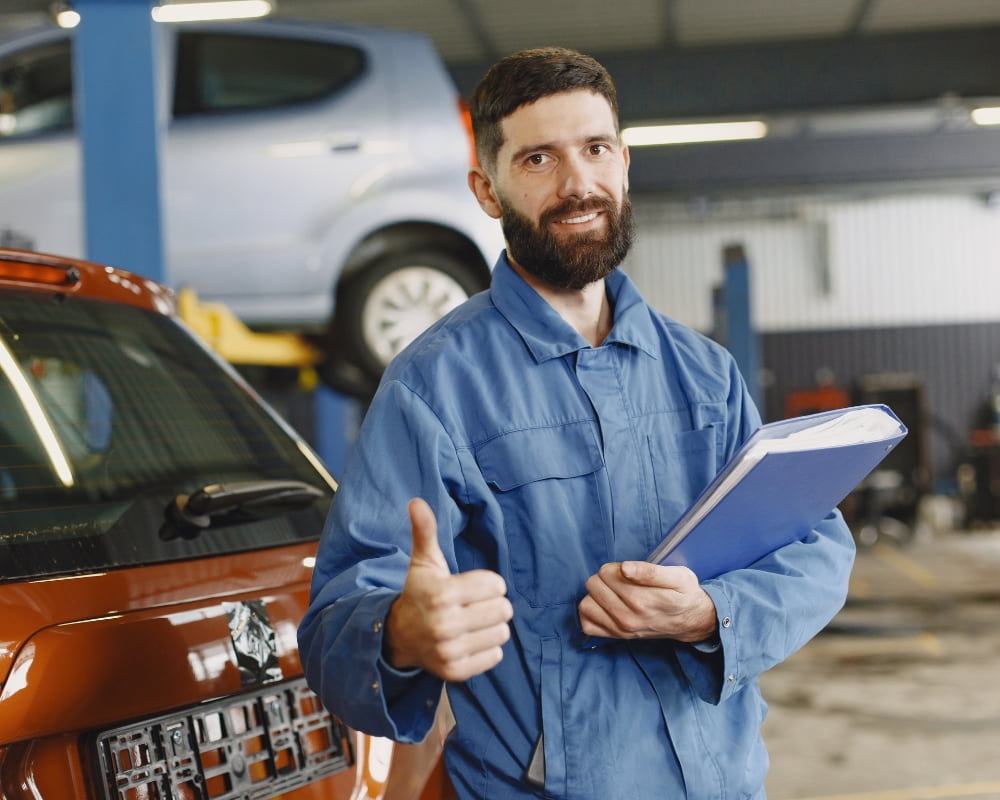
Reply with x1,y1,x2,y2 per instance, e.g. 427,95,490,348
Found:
298,256,856,799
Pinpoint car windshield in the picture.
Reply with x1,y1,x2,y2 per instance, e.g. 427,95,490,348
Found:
0,291,333,582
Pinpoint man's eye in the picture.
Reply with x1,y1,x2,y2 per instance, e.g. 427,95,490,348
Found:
590,144,610,155
526,154,547,166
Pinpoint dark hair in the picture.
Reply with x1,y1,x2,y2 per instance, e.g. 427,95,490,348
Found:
469,47,620,173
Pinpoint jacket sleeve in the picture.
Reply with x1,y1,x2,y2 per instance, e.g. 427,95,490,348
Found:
297,379,466,742
675,509,856,703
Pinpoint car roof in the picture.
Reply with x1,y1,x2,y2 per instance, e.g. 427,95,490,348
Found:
0,248,176,314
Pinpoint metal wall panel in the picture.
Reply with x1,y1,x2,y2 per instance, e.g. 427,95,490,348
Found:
628,191,1000,332
627,190,1000,489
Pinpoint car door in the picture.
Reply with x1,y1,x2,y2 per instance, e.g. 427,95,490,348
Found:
0,24,397,322
164,24,395,312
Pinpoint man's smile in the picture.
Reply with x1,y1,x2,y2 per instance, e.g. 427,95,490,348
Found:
558,211,600,225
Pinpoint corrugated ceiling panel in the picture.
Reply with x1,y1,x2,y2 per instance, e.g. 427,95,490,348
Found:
865,0,1000,34
472,0,665,56
674,0,858,45
277,0,486,61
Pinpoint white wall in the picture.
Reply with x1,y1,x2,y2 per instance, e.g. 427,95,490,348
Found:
626,191,1000,332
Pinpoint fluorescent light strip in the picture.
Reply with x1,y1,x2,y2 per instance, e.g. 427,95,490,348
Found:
152,1,272,22
0,339,74,488
56,1,272,27
971,107,1000,126
623,120,768,146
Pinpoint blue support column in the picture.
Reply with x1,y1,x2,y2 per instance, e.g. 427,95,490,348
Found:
723,244,762,409
73,0,166,282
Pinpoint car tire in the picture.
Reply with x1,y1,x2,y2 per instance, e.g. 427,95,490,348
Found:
334,249,488,385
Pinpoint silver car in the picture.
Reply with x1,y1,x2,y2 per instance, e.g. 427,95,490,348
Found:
0,18,502,392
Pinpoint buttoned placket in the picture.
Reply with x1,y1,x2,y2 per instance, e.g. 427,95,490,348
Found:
573,345,654,558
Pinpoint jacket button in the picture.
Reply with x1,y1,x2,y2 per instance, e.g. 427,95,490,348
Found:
722,616,732,628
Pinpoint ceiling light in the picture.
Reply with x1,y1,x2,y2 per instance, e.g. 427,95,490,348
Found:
622,120,768,147
53,0,272,26
152,0,272,22
807,107,941,137
51,3,80,28
971,106,1000,126
55,9,80,28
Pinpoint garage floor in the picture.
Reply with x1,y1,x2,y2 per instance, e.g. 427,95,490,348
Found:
761,526,1000,800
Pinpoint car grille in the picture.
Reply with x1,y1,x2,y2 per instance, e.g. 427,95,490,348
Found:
94,677,352,800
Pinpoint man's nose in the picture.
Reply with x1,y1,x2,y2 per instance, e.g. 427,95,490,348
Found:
557,155,595,199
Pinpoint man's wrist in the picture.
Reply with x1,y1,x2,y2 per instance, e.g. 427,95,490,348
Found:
382,596,414,670
676,588,718,643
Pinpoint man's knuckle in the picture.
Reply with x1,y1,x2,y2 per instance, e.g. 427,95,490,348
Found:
610,609,636,634
429,643,449,665
634,595,656,615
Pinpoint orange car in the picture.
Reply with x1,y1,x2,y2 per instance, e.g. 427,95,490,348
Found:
0,249,451,800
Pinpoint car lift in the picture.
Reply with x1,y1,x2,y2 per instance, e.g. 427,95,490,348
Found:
177,288,323,370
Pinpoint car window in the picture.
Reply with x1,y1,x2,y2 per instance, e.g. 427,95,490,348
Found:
173,32,365,116
0,292,332,582
0,40,73,138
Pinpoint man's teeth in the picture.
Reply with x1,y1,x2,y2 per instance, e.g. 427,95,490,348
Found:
560,212,598,224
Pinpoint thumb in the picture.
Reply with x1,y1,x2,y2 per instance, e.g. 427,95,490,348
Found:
407,497,449,573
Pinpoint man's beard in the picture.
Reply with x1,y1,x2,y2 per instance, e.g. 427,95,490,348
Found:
499,193,634,291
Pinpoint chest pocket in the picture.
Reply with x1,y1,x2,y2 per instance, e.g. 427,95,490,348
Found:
476,422,607,608
647,426,721,550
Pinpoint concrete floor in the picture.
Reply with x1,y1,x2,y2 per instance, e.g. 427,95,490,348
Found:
761,525,1000,800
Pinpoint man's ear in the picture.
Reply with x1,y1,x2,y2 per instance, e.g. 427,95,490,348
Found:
468,167,503,219
622,143,631,193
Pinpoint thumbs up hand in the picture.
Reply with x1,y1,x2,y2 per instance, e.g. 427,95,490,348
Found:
383,498,513,682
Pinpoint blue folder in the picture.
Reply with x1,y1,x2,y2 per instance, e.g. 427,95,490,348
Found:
647,404,907,580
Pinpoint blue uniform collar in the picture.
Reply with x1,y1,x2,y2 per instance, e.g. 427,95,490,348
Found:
489,253,660,363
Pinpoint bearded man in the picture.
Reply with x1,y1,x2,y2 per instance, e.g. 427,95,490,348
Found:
299,47,855,800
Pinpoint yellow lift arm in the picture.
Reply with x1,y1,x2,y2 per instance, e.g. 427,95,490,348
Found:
176,287,322,368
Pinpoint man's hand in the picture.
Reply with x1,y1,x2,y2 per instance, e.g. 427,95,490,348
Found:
578,561,717,643
384,498,513,681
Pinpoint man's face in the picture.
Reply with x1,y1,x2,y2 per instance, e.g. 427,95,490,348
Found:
470,89,633,290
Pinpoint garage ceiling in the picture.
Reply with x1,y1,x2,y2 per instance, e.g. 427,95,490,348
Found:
3,0,1000,194
278,0,1000,65
3,0,1000,66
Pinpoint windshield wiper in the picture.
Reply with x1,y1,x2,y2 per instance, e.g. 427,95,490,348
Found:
160,479,324,540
